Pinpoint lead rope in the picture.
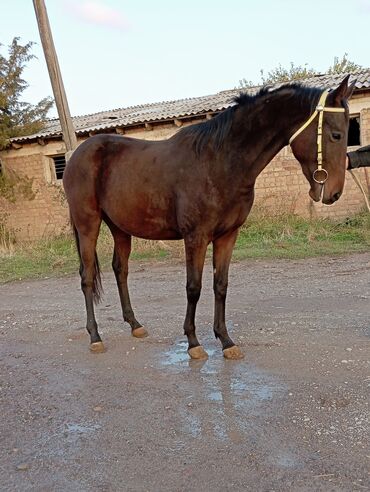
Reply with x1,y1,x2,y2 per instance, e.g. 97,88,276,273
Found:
349,169,370,213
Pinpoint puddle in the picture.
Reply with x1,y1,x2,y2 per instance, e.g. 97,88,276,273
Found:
161,340,217,366
159,339,290,453
65,422,101,435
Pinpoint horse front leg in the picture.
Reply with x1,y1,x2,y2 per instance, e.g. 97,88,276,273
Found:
213,229,244,359
183,235,208,360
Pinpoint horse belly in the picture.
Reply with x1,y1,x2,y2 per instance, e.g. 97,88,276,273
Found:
120,216,182,240
102,194,182,240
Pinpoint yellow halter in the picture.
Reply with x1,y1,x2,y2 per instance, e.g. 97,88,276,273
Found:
289,90,346,184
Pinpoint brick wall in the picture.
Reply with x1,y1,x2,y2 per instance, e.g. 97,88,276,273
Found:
361,108,370,144
0,144,70,240
1,104,370,241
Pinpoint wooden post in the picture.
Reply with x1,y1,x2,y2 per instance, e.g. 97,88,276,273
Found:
33,0,77,160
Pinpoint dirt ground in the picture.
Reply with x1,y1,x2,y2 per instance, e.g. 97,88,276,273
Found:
1,253,370,492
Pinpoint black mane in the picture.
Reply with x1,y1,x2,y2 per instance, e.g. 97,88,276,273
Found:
177,83,324,156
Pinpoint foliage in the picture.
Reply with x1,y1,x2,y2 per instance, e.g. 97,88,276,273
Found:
327,53,363,74
0,212,15,255
0,37,53,150
238,78,255,89
0,167,36,202
239,54,364,88
234,210,370,260
260,62,316,85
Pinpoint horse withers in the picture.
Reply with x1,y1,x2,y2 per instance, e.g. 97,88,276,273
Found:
63,76,354,359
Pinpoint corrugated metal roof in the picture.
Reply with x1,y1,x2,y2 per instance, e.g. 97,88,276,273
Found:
11,69,370,143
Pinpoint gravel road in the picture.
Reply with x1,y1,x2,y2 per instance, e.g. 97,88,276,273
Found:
1,253,369,491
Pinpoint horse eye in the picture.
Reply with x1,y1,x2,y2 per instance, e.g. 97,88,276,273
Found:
332,132,341,141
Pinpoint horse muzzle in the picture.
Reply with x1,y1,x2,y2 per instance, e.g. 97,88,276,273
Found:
309,184,342,204
322,191,342,205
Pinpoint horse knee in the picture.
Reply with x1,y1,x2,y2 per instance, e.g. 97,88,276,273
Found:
186,282,201,303
214,279,228,299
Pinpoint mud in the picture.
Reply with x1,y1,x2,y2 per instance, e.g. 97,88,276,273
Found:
1,253,369,491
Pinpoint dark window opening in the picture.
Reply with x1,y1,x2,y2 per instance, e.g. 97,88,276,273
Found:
347,116,361,146
52,155,66,180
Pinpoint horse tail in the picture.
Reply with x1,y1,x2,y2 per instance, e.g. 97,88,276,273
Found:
70,215,103,305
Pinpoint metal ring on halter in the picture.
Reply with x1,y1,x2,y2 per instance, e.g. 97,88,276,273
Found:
313,168,328,184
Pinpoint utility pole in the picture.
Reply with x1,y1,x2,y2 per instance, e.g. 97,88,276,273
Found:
33,0,77,160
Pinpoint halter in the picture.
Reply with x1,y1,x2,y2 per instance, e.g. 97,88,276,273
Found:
289,90,346,184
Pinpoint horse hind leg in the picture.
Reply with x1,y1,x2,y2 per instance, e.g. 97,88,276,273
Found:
73,218,105,353
108,223,147,338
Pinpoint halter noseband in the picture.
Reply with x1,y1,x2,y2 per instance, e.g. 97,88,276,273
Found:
289,90,346,184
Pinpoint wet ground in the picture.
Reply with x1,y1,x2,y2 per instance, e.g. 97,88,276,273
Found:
1,253,370,491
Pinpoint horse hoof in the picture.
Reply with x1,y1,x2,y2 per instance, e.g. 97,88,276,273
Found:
90,341,106,353
223,345,244,360
132,327,148,338
188,346,208,360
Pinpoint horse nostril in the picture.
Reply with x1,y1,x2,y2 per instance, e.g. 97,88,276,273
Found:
333,192,341,202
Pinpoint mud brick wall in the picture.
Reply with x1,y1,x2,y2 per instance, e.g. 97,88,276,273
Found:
0,143,70,241
361,108,370,144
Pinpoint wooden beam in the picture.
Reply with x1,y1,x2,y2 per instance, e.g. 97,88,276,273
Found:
11,142,22,150
33,0,77,160
174,119,183,127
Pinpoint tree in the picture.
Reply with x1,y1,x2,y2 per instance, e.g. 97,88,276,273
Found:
259,62,316,85
239,54,363,88
327,53,362,74
0,37,53,149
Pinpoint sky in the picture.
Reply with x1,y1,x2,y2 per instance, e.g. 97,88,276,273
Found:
1,0,370,118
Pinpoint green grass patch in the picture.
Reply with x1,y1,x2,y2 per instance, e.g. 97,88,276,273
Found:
0,223,170,283
1,212,370,283
234,212,370,260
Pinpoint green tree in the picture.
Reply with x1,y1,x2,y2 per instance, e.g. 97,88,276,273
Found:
239,54,364,88
0,37,53,149
327,53,362,74
239,62,316,88
259,62,316,85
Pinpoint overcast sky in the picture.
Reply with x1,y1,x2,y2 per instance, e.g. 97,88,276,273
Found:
1,0,369,118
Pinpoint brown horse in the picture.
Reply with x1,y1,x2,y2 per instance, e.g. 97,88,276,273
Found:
63,76,354,359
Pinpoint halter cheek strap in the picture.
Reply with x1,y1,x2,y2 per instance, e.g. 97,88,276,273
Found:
289,90,346,184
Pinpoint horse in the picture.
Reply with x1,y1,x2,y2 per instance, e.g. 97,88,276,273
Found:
63,76,354,360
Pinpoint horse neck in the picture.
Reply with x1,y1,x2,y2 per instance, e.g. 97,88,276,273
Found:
224,92,315,183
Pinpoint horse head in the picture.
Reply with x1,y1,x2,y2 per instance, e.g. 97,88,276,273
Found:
290,75,355,205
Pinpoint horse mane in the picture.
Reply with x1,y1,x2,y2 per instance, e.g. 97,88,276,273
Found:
177,84,324,157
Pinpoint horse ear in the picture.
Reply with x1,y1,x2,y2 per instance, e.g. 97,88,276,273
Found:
331,75,351,105
346,80,356,100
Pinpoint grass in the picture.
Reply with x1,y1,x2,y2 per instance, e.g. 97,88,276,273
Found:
0,224,172,283
234,211,370,260
1,212,370,283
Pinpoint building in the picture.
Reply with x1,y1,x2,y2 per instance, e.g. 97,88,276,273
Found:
1,70,370,240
